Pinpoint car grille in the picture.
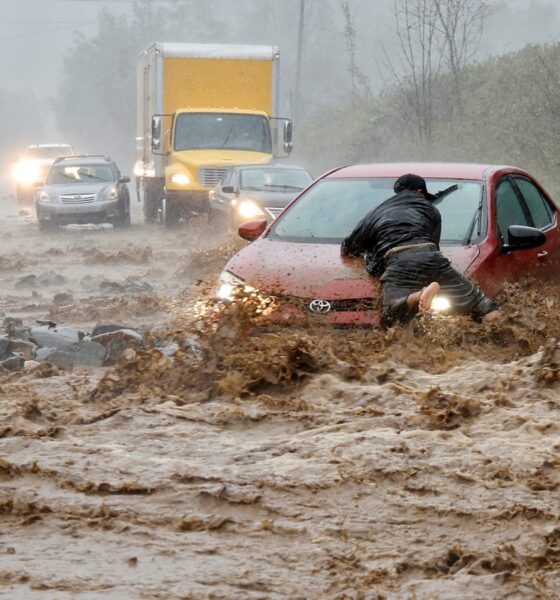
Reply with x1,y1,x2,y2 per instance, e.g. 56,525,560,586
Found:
272,296,377,314
265,207,284,219
60,194,96,204
199,167,228,187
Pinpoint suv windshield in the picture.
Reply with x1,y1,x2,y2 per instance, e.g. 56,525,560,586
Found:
174,113,272,153
270,178,484,244
240,168,312,191
26,146,73,159
46,164,115,184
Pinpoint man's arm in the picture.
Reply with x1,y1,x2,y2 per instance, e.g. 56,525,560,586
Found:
341,218,374,256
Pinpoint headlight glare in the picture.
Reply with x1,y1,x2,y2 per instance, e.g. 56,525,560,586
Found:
431,295,451,312
171,173,190,186
13,160,41,186
217,271,254,301
237,199,264,219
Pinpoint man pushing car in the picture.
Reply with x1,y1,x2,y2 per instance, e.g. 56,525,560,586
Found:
341,173,500,327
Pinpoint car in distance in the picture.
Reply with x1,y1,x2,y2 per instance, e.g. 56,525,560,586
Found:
36,155,131,230
12,144,74,205
218,162,560,326
209,164,313,228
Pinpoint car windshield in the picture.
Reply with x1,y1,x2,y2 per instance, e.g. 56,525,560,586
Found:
270,177,484,244
46,164,115,184
240,168,312,192
174,113,272,153
26,146,73,159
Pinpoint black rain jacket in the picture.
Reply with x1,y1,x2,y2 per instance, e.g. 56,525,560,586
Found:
341,190,442,277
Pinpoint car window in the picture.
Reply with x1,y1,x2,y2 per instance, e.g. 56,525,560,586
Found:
46,164,115,184
240,168,312,192
495,179,530,244
270,177,483,244
513,177,555,229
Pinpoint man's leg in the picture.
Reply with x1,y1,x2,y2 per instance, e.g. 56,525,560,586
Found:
406,282,440,314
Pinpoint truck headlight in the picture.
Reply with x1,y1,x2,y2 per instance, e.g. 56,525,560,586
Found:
13,160,41,186
102,187,118,200
133,161,145,177
237,199,265,219
171,173,190,186
217,271,254,301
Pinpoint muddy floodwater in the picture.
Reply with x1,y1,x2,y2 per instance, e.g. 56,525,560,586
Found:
0,198,559,599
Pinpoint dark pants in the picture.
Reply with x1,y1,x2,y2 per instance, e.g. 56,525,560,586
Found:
379,247,497,328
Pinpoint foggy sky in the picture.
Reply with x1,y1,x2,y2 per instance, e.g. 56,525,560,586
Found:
1,0,559,165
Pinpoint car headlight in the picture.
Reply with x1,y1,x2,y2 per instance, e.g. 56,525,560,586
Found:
102,187,118,200
431,295,451,312
170,173,190,186
39,190,57,203
13,160,41,186
217,271,254,301
237,199,265,219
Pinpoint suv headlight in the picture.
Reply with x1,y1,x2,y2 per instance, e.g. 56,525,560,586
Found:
217,270,254,301
171,173,190,186
102,187,118,200
39,190,57,203
237,199,265,219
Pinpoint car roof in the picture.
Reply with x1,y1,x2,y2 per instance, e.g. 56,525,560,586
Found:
327,162,522,180
53,156,114,166
230,164,310,171
27,144,72,149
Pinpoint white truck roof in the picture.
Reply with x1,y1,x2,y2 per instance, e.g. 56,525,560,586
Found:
141,43,279,60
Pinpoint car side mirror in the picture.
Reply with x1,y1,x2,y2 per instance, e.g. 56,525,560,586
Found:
221,185,236,194
501,225,546,253
238,219,267,242
283,120,293,154
119,176,131,184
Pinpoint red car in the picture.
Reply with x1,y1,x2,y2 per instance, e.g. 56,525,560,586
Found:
218,162,560,326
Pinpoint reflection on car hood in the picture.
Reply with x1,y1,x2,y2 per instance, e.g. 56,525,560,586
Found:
42,182,114,196
239,191,298,209
226,239,481,300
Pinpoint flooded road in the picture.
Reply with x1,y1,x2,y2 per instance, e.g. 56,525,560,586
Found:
0,195,559,599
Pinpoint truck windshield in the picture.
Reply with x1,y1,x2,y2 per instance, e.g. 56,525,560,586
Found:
174,113,271,153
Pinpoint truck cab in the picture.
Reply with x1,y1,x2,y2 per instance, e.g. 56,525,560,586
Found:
135,43,292,226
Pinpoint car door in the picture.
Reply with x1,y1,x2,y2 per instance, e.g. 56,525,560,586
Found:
478,176,535,295
511,175,560,281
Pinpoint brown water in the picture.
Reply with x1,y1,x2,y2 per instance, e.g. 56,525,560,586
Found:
0,200,559,599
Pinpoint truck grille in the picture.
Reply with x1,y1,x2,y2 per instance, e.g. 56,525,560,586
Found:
60,194,96,204
199,167,227,187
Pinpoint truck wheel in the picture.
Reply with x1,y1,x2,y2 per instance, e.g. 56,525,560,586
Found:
144,180,163,224
161,197,179,227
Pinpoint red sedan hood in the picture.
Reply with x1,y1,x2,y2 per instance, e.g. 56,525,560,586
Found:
225,239,480,300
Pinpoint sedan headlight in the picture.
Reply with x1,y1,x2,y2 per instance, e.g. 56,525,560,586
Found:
170,173,190,186
217,270,254,301
102,187,118,200
237,199,265,219
431,295,451,312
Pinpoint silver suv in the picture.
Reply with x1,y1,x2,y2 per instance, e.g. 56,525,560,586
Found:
36,155,131,230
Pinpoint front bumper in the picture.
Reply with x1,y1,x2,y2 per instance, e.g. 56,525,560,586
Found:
37,198,121,223
165,190,210,213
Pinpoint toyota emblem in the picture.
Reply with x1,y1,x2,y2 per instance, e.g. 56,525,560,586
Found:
308,299,332,314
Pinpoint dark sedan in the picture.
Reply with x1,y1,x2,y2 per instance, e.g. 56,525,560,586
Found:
209,164,313,228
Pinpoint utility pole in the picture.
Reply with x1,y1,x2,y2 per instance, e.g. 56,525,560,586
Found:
295,0,306,121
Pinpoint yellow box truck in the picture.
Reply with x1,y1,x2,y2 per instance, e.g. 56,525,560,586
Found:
135,43,292,226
